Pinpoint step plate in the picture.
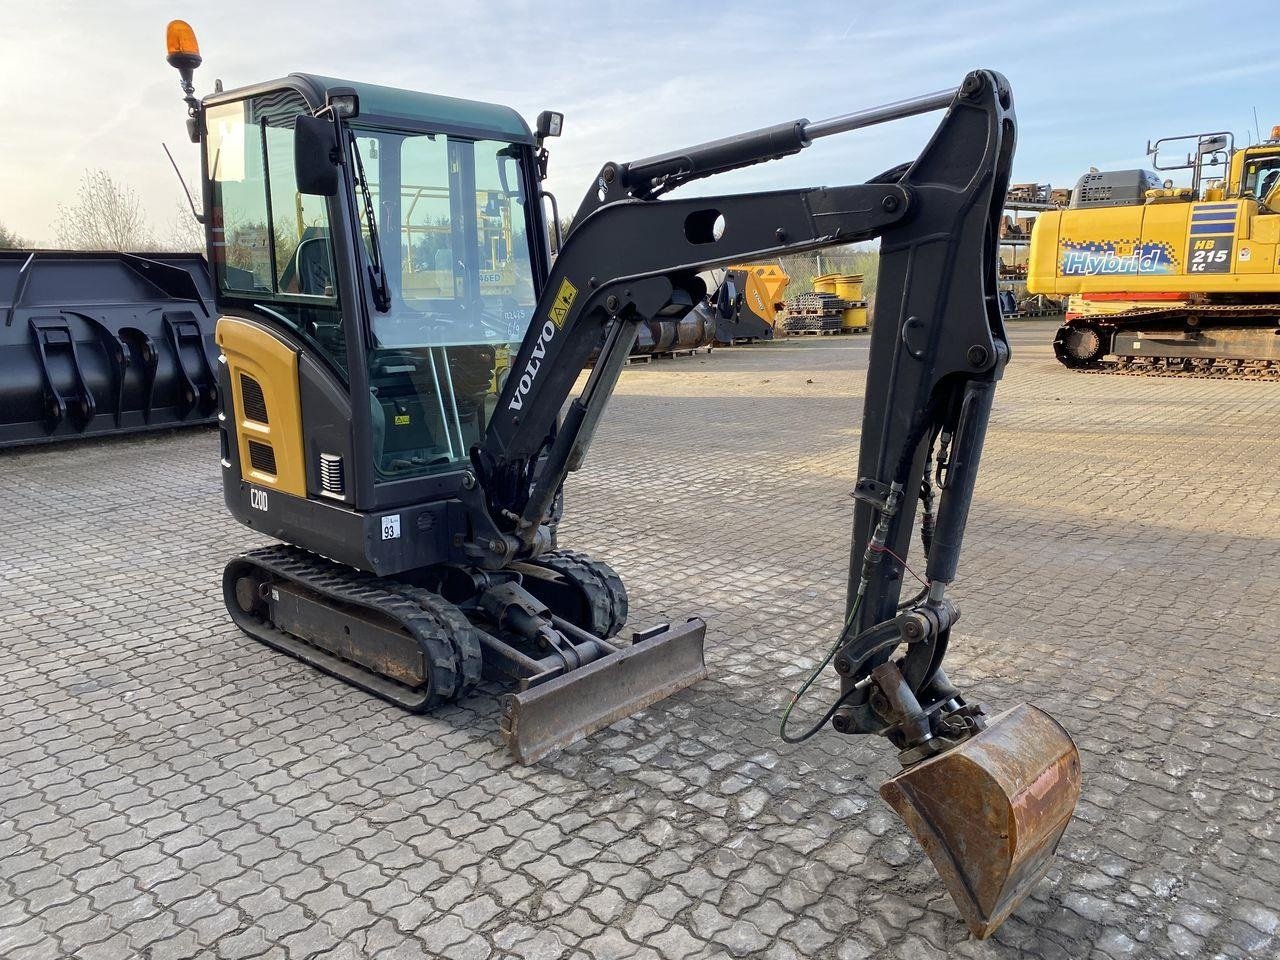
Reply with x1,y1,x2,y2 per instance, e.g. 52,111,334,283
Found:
500,618,707,764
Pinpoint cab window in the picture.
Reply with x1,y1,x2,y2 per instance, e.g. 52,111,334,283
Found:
348,126,538,481
1242,155,1280,200
205,91,347,375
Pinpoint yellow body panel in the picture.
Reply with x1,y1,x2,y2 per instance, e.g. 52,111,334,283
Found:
1028,201,1280,296
1254,217,1280,245
216,317,307,496
1236,239,1278,275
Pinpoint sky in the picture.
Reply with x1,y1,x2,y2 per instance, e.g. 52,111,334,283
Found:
1,0,1277,245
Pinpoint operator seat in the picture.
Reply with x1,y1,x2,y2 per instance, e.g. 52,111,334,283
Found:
295,236,334,297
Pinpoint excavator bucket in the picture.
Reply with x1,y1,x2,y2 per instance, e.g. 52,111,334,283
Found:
0,250,218,448
879,703,1081,938
499,618,707,764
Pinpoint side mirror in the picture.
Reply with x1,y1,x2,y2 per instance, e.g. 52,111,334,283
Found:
295,116,340,197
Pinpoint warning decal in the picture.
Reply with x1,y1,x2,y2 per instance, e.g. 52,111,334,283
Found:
548,277,578,328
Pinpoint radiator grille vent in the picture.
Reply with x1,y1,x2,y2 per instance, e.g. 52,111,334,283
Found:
319,453,345,497
247,440,277,475
239,374,269,424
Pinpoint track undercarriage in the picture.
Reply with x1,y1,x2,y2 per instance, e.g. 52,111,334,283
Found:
1054,304,1280,379
223,546,706,763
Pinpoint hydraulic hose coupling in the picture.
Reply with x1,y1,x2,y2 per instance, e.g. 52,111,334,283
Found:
858,480,905,595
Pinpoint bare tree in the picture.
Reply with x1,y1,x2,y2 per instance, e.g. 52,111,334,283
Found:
159,200,206,253
54,169,155,251
0,220,23,249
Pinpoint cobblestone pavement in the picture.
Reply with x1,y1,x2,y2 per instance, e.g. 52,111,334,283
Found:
2,320,1278,960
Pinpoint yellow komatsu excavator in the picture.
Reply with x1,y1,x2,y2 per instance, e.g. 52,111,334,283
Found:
1029,128,1280,377
166,19,1080,938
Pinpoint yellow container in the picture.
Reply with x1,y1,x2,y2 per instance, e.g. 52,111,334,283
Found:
842,306,869,332
835,274,864,301
813,273,840,295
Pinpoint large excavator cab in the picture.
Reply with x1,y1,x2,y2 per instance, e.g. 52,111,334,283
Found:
880,705,1081,937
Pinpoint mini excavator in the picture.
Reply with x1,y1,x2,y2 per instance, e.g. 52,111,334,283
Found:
166,19,1080,937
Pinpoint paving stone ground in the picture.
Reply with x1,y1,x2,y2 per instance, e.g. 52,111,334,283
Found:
2,320,1278,960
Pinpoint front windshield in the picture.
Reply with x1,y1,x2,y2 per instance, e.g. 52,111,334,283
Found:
350,126,539,481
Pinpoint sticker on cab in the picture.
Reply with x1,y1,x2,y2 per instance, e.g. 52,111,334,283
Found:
381,514,401,540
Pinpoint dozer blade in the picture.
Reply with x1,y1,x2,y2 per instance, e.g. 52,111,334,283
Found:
500,617,707,764
879,703,1081,939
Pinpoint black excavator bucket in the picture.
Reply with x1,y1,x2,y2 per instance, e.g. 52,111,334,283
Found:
499,618,707,764
0,250,218,448
879,703,1082,938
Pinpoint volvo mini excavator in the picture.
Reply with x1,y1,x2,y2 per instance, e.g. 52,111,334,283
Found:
166,19,1080,937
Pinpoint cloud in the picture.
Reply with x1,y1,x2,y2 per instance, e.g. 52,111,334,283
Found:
0,0,1264,243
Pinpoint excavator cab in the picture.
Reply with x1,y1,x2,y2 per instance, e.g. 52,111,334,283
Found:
200,77,545,510
169,19,1079,938
185,61,710,766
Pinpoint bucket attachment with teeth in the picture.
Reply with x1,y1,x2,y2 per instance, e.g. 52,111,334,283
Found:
500,617,707,764
879,703,1081,938
1,250,219,448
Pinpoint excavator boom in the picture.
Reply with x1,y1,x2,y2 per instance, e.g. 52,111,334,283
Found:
470,70,1080,937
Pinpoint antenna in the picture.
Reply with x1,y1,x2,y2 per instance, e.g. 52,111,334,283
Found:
163,142,205,224
1253,106,1262,144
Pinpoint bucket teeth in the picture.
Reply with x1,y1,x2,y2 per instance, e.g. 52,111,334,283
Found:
879,703,1082,938
500,617,707,764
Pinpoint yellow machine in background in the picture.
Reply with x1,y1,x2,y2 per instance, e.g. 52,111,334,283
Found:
1029,128,1280,376
713,264,791,342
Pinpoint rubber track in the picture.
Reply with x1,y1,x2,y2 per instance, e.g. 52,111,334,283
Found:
227,544,479,710
530,550,629,639
395,583,483,697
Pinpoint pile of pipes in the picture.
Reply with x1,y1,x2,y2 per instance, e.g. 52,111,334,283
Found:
782,274,869,335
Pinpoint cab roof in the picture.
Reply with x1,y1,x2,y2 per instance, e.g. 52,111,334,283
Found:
205,72,533,143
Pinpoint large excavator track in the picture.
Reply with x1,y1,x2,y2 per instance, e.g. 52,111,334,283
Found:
223,545,484,711
1056,303,1280,380
1076,358,1280,380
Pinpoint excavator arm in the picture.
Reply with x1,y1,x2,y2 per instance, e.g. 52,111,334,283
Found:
471,69,1080,939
